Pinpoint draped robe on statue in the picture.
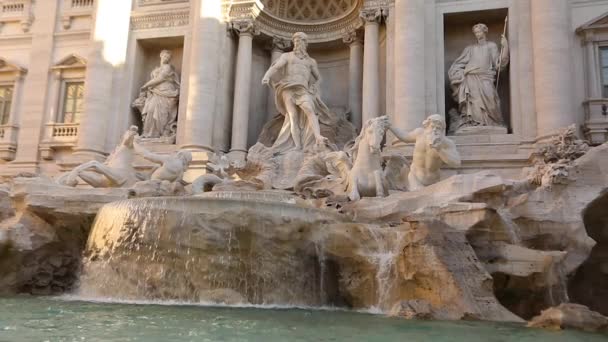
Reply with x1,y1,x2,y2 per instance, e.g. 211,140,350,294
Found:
267,52,339,154
141,64,180,138
448,41,508,127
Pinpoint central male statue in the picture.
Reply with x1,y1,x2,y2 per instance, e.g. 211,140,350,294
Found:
262,32,337,153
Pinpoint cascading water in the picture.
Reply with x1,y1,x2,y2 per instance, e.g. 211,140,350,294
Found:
77,191,406,312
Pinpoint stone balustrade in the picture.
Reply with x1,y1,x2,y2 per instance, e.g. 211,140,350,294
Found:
61,0,94,29
39,123,80,160
0,125,18,161
0,0,33,32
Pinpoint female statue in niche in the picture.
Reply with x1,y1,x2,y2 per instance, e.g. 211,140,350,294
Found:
448,23,509,131
132,49,180,141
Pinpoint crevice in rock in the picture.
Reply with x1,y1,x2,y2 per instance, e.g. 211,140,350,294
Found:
569,190,608,316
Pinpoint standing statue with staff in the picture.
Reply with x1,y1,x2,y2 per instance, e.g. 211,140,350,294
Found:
448,19,509,131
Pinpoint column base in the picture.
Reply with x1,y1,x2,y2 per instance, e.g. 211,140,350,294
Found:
178,144,214,153
228,149,247,164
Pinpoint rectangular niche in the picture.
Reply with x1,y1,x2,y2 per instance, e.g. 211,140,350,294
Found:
131,36,185,138
443,8,511,134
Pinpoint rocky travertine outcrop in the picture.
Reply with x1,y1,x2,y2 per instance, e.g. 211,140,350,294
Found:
78,193,520,322
0,178,130,295
528,304,608,333
0,142,606,323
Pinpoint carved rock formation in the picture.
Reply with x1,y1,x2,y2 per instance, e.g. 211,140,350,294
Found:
528,303,608,333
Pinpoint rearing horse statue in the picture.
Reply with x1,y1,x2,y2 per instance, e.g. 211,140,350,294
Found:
57,126,141,188
347,116,390,201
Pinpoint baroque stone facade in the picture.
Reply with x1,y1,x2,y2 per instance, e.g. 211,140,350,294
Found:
0,0,606,180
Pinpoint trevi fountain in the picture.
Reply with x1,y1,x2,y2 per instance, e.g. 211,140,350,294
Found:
0,0,608,340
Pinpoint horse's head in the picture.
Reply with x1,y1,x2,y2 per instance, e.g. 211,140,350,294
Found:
122,126,139,148
361,116,389,153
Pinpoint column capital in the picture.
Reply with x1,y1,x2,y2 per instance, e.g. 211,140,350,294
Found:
231,20,260,37
271,36,292,52
360,8,383,25
342,30,362,45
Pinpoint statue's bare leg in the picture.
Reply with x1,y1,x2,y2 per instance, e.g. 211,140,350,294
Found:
86,163,128,187
78,171,111,188
348,174,361,201
282,95,303,149
374,170,387,197
300,101,328,146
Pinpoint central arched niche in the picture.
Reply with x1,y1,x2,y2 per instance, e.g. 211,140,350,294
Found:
261,0,358,22
256,0,364,43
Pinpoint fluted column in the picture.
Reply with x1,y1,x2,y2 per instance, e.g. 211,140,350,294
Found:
531,0,575,138
181,0,223,151
230,21,258,161
266,37,291,122
394,0,426,132
361,9,382,125
343,31,364,131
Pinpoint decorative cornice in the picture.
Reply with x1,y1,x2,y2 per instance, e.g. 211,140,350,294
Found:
226,0,365,43
130,9,189,30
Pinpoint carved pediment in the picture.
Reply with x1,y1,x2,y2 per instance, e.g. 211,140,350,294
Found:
0,57,27,75
52,54,87,70
577,11,608,34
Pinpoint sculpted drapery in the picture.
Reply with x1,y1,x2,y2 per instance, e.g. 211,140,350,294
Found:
134,50,181,139
448,23,509,128
262,32,339,154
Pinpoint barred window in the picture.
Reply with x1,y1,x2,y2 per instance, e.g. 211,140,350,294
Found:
601,47,608,98
61,81,84,123
0,86,13,125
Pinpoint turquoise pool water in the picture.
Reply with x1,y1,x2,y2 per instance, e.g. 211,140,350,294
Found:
0,297,606,342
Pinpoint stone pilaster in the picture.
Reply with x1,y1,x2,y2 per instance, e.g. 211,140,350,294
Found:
343,30,364,131
360,8,382,125
230,20,259,161
394,0,426,132
74,0,133,160
9,0,60,172
531,0,576,139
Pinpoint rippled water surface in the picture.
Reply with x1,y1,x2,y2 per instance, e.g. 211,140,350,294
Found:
0,297,606,342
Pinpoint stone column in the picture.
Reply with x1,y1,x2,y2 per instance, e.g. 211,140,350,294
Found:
531,0,575,138
266,37,291,122
46,71,62,124
385,6,395,120
394,0,426,132
8,73,24,127
584,32,600,99
516,0,537,141
181,0,223,151
230,21,258,161
343,31,364,131
360,9,382,125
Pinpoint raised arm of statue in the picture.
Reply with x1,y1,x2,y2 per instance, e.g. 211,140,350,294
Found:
262,54,287,85
389,126,421,144
134,140,169,165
